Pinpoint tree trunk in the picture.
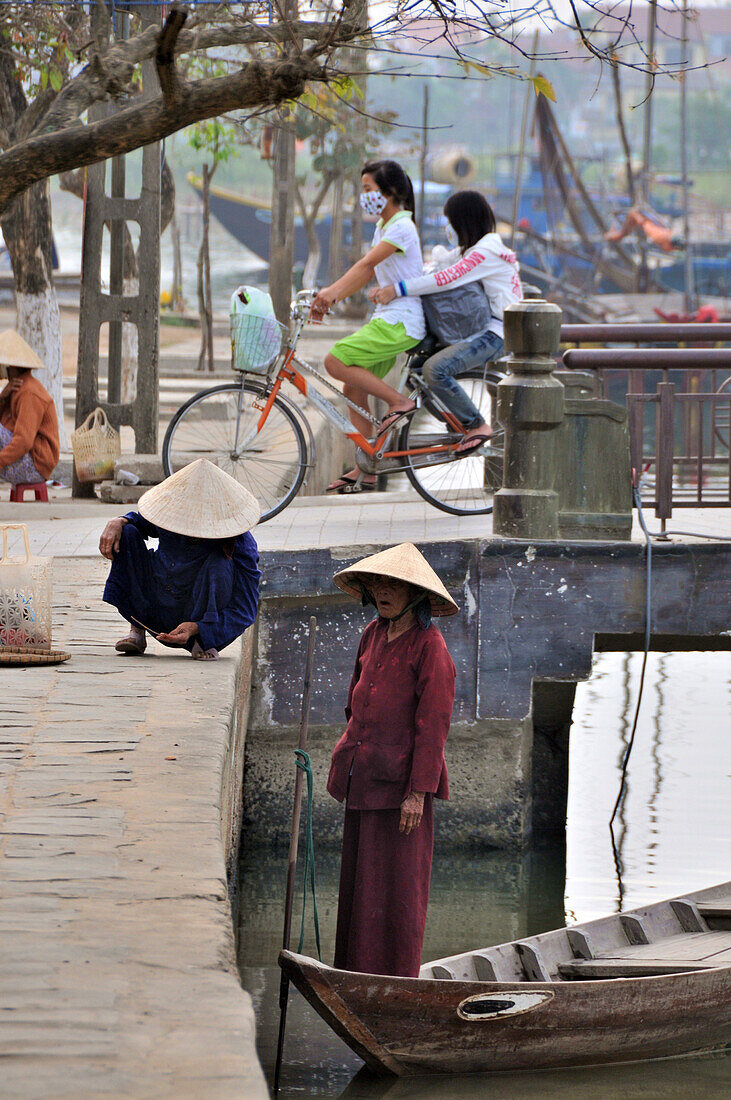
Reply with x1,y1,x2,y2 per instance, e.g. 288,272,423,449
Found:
197,162,214,372
269,113,297,323
120,276,140,403
170,198,184,311
302,229,321,291
0,180,68,451
328,171,345,283
610,60,636,205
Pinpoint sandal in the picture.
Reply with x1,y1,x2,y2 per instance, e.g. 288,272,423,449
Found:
326,474,376,495
115,632,147,655
378,403,416,434
455,431,493,456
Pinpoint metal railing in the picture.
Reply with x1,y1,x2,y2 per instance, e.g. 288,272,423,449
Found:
560,324,731,521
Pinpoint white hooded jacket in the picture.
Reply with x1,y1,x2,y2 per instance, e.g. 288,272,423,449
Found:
396,232,522,338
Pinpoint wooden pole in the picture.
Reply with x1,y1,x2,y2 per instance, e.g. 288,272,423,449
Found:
510,31,539,250
273,615,318,1096
417,84,429,238
680,0,695,313
639,0,657,292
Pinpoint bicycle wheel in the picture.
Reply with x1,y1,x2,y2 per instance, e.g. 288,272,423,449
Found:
400,368,504,516
162,381,308,522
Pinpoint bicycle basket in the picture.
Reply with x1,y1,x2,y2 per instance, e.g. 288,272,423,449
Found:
230,285,283,374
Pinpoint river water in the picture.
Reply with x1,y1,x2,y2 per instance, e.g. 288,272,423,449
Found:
238,651,729,1097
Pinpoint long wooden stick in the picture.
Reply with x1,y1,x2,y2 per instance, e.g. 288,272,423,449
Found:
273,615,318,1096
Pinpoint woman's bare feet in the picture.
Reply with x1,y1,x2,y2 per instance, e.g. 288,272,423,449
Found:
191,640,219,661
115,624,147,655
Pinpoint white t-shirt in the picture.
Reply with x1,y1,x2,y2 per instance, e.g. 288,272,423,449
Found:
371,212,426,340
399,232,522,338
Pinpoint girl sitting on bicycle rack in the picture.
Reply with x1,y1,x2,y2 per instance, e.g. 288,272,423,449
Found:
310,160,426,494
372,190,522,456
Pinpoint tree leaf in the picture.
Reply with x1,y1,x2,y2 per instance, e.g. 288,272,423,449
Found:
532,75,556,102
49,68,63,92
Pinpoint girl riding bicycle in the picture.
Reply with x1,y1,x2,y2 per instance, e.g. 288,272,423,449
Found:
311,160,426,494
372,190,522,455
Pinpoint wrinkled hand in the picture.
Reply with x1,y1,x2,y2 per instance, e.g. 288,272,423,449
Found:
99,517,127,560
370,285,397,306
310,289,336,321
157,621,199,645
399,790,425,834
0,378,22,400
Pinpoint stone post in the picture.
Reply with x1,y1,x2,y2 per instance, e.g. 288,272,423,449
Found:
494,300,564,539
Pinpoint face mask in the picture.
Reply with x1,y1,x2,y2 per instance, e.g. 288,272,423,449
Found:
360,190,388,217
445,223,458,248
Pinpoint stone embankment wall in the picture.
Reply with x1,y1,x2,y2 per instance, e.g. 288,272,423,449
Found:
246,538,731,850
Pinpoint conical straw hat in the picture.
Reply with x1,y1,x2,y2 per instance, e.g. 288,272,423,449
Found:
138,459,260,538
0,330,45,373
333,543,458,616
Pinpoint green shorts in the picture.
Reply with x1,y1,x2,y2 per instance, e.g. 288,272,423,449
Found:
329,318,420,379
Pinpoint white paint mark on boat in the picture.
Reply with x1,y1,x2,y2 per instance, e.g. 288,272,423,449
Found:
457,990,553,1021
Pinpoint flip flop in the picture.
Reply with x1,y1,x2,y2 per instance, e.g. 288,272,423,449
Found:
378,404,416,433
325,474,376,494
455,432,494,456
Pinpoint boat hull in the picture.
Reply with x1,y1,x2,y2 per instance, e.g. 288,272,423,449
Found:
279,950,731,1076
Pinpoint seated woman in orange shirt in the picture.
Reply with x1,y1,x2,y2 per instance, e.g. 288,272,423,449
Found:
0,330,60,487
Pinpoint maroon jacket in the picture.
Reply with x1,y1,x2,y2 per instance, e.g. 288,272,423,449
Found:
327,618,456,810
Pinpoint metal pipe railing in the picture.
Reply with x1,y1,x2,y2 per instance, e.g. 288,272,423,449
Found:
560,323,731,345
563,348,731,370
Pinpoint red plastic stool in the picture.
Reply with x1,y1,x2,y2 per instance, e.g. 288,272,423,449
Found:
9,481,49,502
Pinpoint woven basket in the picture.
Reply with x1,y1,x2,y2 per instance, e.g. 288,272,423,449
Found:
71,407,121,483
0,524,52,654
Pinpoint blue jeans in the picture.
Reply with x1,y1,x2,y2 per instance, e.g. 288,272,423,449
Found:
422,328,504,430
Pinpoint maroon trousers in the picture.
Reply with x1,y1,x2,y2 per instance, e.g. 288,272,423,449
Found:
333,799,434,978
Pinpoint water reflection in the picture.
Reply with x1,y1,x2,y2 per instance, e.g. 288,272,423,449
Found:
239,651,730,1097
339,1053,731,1099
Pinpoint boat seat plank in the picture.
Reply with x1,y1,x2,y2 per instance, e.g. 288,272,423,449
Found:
557,958,714,980
567,914,641,957
619,915,650,945
670,899,709,933
697,903,731,929
471,954,499,982
430,965,458,980
516,943,552,982
613,931,731,963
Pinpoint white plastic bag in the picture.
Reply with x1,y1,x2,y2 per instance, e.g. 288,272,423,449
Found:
230,285,283,374
0,524,52,652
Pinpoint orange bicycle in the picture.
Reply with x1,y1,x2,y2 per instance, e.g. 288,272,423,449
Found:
162,290,505,521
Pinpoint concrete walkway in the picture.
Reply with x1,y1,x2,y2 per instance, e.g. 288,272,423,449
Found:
2,493,730,560
0,558,267,1098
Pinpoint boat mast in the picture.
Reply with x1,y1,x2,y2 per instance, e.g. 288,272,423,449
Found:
680,0,696,312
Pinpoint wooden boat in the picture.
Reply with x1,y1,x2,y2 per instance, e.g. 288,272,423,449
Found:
279,882,731,1076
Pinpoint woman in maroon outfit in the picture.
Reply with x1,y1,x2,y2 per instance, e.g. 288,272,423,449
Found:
328,542,457,977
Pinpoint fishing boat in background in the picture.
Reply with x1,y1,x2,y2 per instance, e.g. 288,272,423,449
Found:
280,882,731,1077
187,174,452,281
